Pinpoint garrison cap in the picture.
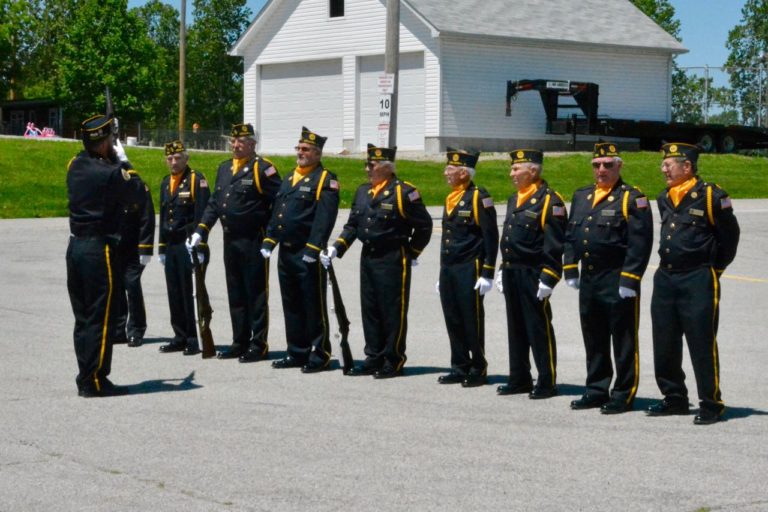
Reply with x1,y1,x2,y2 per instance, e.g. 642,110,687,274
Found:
299,126,327,149
164,140,186,156
446,147,479,168
81,115,113,142
231,123,255,138
510,149,543,165
661,142,700,164
367,143,397,162
593,142,620,158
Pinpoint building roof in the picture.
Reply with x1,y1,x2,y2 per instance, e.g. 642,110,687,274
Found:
404,0,686,52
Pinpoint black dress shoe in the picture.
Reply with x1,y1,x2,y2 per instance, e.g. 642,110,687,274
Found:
601,399,633,414
127,336,143,347
111,337,128,345
496,383,533,396
461,374,487,388
159,342,185,353
217,347,245,359
79,380,130,398
693,408,722,425
646,398,690,416
570,394,609,410
239,347,268,363
183,346,201,356
437,372,465,384
272,356,305,369
373,365,402,379
347,365,378,376
301,360,330,374
529,387,558,400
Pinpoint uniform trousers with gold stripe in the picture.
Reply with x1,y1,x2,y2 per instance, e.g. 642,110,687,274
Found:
223,233,269,354
502,265,557,390
439,259,487,375
66,236,116,392
578,267,640,404
277,244,330,366
359,245,411,371
651,266,723,414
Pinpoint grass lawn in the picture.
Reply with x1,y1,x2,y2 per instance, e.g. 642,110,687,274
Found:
1,137,766,219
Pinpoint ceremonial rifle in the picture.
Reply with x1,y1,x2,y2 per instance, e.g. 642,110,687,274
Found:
191,249,216,358
326,263,353,374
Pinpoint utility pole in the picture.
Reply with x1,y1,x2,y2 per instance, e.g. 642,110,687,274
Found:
384,0,399,148
178,0,187,141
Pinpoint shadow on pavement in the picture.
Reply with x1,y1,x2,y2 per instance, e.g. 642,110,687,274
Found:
403,366,448,376
724,406,768,421
140,337,173,346
127,371,202,395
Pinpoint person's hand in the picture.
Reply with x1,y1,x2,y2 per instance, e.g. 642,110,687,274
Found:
473,277,492,296
158,254,166,266
302,254,317,264
139,255,151,266
196,252,206,264
537,281,553,301
186,232,202,250
113,138,129,163
435,280,440,295
320,246,337,268
495,271,503,293
411,259,419,267
260,248,272,259
619,286,637,299
566,278,579,290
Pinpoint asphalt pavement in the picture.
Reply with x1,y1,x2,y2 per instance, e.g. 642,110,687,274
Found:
1,200,767,512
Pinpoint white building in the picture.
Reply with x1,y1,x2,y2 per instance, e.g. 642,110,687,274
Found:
230,0,686,154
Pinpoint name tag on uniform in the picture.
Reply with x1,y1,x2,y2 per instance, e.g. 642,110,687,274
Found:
241,179,253,186
178,191,191,198
689,208,705,217
299,186,312,193
458,210,472,217
524,210,538,219
381,203,394,211
601,210,616,217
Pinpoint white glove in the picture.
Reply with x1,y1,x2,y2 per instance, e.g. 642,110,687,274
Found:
158,254,166,266
435,280,440,294
473,277,493,296
187,232,202,249
537,281,553,301
411,259,419,267
302,254,317,264
260,248,272,259
619,286,637,299
566,278,580,290
113,138,129,163
495,271,503,293
196,252,205,264
139,255,151,266
320,246,337,268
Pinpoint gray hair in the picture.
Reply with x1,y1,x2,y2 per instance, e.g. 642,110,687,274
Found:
464,166,476,179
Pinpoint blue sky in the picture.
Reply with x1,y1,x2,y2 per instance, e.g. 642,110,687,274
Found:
129,0,746,72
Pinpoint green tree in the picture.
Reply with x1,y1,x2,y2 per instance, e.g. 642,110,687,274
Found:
55,0,160,127
725,0,768,126
0,0,36,100
186,0,251,132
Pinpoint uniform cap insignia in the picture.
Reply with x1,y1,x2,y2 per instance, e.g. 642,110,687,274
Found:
609,145,616,153
516,151,524,158
375,149,382,157
452,154,460,162
309,133,316,141
670,144,678,153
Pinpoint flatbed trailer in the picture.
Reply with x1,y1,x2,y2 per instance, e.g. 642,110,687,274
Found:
505,79,768,153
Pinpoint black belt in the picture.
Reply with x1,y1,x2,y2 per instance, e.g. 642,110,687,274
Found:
361,239,406,254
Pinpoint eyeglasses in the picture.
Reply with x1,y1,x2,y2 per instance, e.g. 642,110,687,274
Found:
294,146,314,153
592,161,615,169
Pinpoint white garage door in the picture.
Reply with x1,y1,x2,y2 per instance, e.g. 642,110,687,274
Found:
359,52,424,151
259,59,343,154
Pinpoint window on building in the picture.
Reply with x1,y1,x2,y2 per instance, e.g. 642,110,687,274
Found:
329,0,344,18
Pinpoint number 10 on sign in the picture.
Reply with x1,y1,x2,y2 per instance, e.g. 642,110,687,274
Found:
378,94,392,147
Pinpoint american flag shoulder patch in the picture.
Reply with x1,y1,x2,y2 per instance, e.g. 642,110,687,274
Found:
408,190,420,201
721,196,732,209
552,205,565,216
482,197,494,208
636,196,648,208
329,179,339,190
265,166,277,176
200,179,208,188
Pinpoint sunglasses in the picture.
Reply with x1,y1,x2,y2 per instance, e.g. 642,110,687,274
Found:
592,161,615,169
294,146,315,153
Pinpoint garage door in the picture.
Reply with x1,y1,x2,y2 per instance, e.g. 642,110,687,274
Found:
359,52,424,151
260,59,343,154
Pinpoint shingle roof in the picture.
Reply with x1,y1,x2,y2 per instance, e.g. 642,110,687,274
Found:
404,0,686,52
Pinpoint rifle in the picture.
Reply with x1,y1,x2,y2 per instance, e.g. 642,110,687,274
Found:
326,263,353,374
104,86,119,141
190,249,216,358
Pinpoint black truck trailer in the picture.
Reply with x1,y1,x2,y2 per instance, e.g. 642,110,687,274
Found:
505,79,768,153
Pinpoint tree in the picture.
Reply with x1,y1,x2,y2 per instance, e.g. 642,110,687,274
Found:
186,0,251,131
725,0,768,126
0,0,36,100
